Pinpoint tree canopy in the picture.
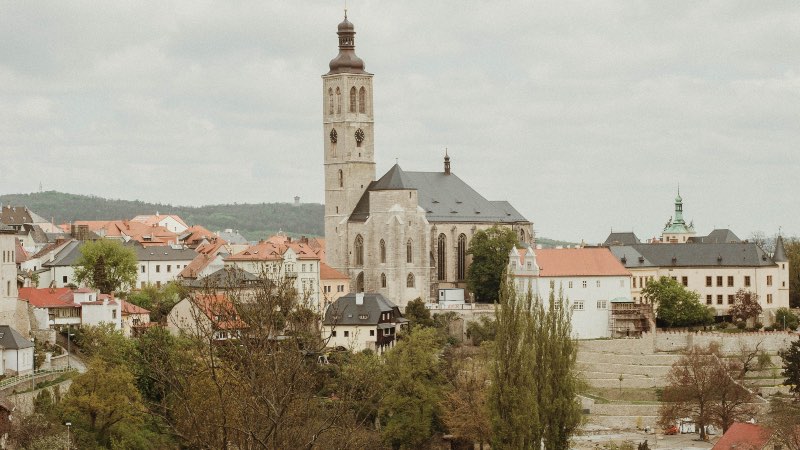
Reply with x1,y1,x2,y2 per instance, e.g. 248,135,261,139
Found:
641,276,714,328
72,239,138,293
466,226,519,302
784,237,800,308
728,289,762,324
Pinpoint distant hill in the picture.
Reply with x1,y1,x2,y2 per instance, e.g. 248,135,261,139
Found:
0,191,581,246
0,191,323,241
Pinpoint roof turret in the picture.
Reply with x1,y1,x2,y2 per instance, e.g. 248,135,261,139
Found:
773,235,788,262
327,12,368,75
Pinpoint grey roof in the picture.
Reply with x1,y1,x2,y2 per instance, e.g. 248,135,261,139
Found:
688,229,741,244
0,223,14,233
609,243,777,268
0,325,34,350
773,235,788,262
604,232,641,246
323,293,402,326
185,267,260,289
45,240,83,267
215,230,249,245
22,224,49,244
350,165,530,224
126,243,198,261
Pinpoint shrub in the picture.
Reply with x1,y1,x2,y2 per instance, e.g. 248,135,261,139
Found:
774,308,799,331
754,322,764,331
736,321,747,330
764,326,775,332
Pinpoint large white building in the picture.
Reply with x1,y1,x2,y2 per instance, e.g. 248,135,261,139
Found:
0,225,18,324
508,245,634,339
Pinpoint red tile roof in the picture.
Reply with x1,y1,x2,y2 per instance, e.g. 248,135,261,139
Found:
181,225,223,247
18,287,78,308
130,214,189,229
320,263,348,280
226,236,320,262
179,253,217,279
522,247,630,277
713,422,772,449
120,300,150,315
191,293,246,330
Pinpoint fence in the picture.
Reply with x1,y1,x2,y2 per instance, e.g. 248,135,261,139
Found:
425,303,495,311
0,367,77,392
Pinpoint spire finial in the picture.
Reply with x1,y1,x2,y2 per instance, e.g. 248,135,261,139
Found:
444,148,451,175
344,0,347,19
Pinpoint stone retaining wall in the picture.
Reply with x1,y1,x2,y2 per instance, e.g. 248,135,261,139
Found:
580,331,798,356
590,404,660,416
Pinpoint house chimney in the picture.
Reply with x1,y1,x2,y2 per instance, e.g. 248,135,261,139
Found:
356,292,364,306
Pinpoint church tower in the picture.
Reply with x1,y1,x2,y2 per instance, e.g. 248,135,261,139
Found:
322,13,376,271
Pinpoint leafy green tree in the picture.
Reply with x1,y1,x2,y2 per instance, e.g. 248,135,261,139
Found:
728,289,762,325
489,278,581,449
642,276,714,327
380,327,447,449
775,307,799,331
466,226,519,302
127,281,186,322
785,238,800,308
73,239,138,294
466,316,496,346
403,297,435,328
781,340,800,399
441,346,492,449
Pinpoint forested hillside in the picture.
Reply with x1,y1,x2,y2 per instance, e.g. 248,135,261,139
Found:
0,191,323,240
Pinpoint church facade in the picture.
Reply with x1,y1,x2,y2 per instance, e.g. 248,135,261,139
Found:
322,15,533,307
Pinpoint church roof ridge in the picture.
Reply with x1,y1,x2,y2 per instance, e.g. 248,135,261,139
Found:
372,164,415,191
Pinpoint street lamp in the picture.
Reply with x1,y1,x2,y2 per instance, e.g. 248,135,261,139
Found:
65,421,71,450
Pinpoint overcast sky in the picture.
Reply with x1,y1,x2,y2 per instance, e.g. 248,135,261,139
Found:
1,1,798,243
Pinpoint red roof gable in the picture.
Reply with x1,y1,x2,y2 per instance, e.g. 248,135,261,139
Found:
18,287,78,308
713,422,772,449
120,300,150,315
320,263,348,281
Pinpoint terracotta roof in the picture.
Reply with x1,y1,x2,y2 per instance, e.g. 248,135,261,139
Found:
120,300,150,315
179,253,217,279
190,293,246,330
525,247,630,277
18,287,78,308
320,263,349,281
225,236,320,262
180,225,223,247
130,214,188,229
14,239,28,263
713,422,772,449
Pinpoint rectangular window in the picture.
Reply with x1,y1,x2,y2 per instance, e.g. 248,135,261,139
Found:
141,265,145,273
156,265,161,273
582,281,587,288
744,276,751,287
728,295,734,305
62,276,67,283
370,330,375,336
596,300,607,309
717,295,723,305
633,277,637,288
671,276,677,281
706,276,712,287
167,265,171,273
549,280,555,289
572,300,584,311
767,294,773,304
331,330,337,337
344,330,350,337
706,295,712,305
727,276,734,287
620,279,625,288
767,275,773,286
568,281,573,289
716,276,723,287
682,276,688,287
596,280,601,288
112,310,117,319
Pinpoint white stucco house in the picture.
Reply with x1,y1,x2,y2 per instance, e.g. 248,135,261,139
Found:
508,245,633,339
0,325,34,376
322,292,407,354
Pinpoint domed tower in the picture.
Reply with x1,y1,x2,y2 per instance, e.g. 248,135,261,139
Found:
323,13,376,272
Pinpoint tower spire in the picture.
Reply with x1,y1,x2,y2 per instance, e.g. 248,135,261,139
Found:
444,148,451,175
327,10,367,74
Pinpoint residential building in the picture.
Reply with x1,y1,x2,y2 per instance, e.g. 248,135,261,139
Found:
712,422,776,450
65,220,180,247
120,300,151,337
19,287,82,330
322,292,407,354
167,293,246,340
73,289,121,329
225,235,322,310
321,15,532,307
508,245,640,339
130,213,189,234
129,242,198,289
178,225,220,248
0,225,18,324
0,325,34,375
320,262,350,307
215,229,249,246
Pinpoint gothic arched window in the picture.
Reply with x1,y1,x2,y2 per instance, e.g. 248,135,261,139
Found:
520,229,526,243
338,169,343,188
328,88,333,115
407,273,415,288
349,86,356,112
335,87,341,114
381,273,387,288
380,239,386,263
356,272,364,293
437,233,447,281
457,233,467,280
354,235,364,266
406,239,413,263
358,87,366,113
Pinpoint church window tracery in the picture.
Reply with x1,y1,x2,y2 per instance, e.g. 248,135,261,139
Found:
349,86,356,112
358,87,366,113
354,235,364,266
338,169,343,188
381,273,387,288
406,239,413,263
407,273,415,288
328,88,333,115
380,239,386,263
336,87,341,114
457,234,467,280
356,272,364,293
437,234,447,281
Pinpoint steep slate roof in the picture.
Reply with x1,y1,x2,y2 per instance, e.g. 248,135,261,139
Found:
520,248,630,277
215,229,249,245
689,229,741,244
609,243,776,268
712,422,771,449
126,242,198,261
0,223,14,233
0,206,47,226
323,293,402,326
0,326,34,350
350,165,529,224
773,235,788,262
44,240,84,267
604,232,641,246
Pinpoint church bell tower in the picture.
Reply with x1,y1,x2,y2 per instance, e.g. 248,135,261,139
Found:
322,13,376,271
